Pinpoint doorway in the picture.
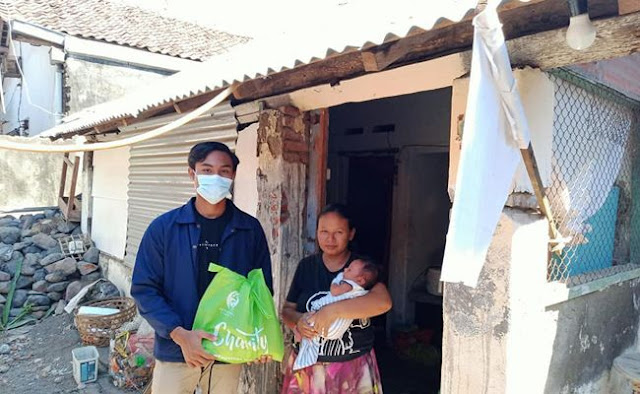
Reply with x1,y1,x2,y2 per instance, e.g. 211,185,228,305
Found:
321,88,452,394
347,155,395,281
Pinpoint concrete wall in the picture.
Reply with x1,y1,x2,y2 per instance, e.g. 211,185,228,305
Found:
65,57,167,113
442,67,640,394
2,42,63,136
0,42,64,212
442,208,640,394
233,123,259,216
98,252,132,297
0,151,63,211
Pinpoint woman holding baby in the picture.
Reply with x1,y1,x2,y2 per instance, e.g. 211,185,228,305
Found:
281,204,393,394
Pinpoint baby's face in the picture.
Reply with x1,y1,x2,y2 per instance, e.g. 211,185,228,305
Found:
343,260,365,281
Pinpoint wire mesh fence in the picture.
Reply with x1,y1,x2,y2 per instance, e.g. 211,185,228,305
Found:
546,69,640,285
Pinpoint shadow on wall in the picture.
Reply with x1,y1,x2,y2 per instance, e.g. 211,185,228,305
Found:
543,280,640,393
0,151,64,211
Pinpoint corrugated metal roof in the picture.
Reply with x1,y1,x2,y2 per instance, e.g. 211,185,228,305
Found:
1,0,249,60
43,0,503,138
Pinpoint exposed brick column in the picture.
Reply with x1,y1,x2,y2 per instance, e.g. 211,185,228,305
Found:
239,106,310,394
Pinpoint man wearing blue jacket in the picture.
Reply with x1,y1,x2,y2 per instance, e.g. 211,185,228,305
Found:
131,141,273,394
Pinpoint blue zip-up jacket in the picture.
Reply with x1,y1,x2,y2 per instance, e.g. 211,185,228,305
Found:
131,198,273,362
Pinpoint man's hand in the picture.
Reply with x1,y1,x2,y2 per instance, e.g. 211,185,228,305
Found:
170,327,217,368
296,312,317,339
247,355,272,365
307,305,338,337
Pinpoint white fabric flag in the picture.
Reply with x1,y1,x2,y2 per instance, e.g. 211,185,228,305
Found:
440,6,531,287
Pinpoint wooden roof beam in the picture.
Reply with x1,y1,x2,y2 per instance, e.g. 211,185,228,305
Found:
233,0,618,101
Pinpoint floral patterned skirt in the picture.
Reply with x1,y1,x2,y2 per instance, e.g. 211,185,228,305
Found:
281,349,383,394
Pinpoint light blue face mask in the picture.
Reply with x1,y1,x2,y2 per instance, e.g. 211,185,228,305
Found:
196,174,233,205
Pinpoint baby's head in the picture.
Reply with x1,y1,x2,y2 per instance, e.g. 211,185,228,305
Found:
343,257,379,290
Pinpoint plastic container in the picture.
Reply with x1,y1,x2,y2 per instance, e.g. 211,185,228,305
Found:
72,346,99,385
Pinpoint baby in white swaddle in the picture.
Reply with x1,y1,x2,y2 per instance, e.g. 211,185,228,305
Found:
293,258,379,370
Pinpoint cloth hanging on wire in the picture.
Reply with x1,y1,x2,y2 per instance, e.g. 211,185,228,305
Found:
440,5,531,287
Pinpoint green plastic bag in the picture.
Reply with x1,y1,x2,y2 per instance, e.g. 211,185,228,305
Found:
192,264,284,363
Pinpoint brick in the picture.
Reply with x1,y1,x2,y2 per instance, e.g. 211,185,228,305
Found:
282,127,304,142
278,106,301,117
283,140,309,153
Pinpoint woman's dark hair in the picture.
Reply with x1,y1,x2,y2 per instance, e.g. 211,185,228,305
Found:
318,203,354,230
188,142,240,171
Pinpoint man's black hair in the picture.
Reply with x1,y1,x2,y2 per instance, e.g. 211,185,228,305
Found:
188,142,240,171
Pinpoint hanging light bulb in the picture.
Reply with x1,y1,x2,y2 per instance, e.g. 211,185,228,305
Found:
565,0,596,50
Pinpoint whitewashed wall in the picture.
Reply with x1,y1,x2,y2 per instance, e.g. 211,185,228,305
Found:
91,147,130,258
2,42,62,136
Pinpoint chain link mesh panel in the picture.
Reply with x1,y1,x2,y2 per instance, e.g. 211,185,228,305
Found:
546,69,640,285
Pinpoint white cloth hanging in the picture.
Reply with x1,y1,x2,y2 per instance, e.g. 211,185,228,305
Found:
440,5,531,287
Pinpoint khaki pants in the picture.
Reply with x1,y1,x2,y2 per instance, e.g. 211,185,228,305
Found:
152,360,242,394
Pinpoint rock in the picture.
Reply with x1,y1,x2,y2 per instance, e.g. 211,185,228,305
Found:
0,344,9,354
53,376,63,383
3,252,24,276
32,213,45,221
8,308,22,317
72,226,82,236
46,281,69,293
0,220,19,229
24,253,40,266
26,295,50,306
31,305,50,312
32,311,46,319
32,221,56,234
47,292,62,302
0,218,16,227
77,262,99,276
33,269,46,282
0,294,5,303
65,281,84,301
0,282,10,294
40,245,62,258
0,271,9,281
39,253,64,267
21,263,37,276
44,210,56,219
20,215,34,230
52,233,70,239
0,227,22,244
88,281,120,301
0,364,8,373
32,280,48,293
11,290,28,307
83,247,100,264
45,271,66,283
0,244,13,262
12,241,31,252
82,272,102,283
44,257,77,276
32,233,57,250
54,300,66,315
22,245,41,255
16,276,34,290
56,221,77,234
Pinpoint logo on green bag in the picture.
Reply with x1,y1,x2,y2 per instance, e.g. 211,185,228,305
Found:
226,291,240,310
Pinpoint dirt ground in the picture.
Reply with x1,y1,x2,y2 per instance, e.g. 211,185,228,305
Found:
0,313,131,394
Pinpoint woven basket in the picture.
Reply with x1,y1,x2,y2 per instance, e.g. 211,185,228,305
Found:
75,297,137,347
